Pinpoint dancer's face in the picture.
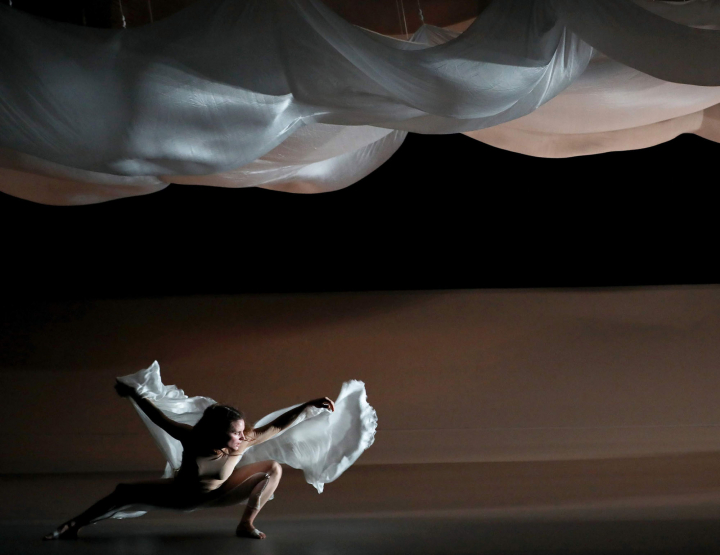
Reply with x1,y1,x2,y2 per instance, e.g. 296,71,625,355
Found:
226,419,246,450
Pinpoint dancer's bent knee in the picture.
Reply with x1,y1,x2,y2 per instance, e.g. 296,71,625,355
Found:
268,461,282,477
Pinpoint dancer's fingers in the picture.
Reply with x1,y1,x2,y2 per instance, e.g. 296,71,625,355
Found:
309,397,335,411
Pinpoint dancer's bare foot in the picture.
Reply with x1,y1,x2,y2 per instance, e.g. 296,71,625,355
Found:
236,521,266,539
43,521,80,540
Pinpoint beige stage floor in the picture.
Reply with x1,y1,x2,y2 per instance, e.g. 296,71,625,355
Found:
5,456,720,554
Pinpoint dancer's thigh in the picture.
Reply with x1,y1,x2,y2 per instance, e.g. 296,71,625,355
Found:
201,461,279,508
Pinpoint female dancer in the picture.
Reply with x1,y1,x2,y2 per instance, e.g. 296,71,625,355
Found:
44,379,335,541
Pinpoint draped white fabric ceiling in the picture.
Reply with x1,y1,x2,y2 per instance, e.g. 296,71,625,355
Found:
0,0,718,205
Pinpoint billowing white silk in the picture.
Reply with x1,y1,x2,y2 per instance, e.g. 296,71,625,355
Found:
465,51,720,157
466,110,710,159
166,125,407,194
113,361,377,519
0,0,590,175
0,127,404,204
0,0,718,204
554,0,720,86
0,147,169,205
494,53,720,135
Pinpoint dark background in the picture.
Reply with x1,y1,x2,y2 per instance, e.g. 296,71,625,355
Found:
1,131,715,301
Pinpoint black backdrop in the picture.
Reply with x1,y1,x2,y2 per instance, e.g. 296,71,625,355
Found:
0,131,716,301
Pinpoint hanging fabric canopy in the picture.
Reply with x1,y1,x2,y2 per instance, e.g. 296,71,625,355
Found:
0,0,718,205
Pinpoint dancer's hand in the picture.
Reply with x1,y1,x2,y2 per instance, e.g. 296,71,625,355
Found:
114,380,136,398
307,397,335,412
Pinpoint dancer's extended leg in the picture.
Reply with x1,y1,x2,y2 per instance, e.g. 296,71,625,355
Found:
43,461,284,541
43,479,183,540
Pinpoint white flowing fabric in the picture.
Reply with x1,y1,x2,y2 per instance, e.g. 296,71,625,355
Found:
0,0,719,204
166,125,407,195
113,361,377,519
465,51,720,158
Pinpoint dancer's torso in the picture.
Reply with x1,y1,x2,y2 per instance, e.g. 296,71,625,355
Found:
175,442,245,493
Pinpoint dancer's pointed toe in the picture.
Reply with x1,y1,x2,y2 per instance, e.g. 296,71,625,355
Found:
43,521,79,540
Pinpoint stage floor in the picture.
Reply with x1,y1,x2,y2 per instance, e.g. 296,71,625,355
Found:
5,457,720,554
7,516,720,555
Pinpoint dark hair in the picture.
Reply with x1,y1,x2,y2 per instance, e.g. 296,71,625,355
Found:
191,404,246,455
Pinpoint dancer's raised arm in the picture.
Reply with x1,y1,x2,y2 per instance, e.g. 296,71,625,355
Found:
247,397,335,446
114,380,193,443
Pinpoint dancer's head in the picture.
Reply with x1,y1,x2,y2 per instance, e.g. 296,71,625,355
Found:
193,403,247,453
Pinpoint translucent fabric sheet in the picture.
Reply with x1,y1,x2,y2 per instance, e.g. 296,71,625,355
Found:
0,0,591,176
465,51,720,157
555,0,720,85
0,125,406,204
0,148,169,205
114,362,377,518
238,380,378,493
0,0,719,204
166,125,407,195
466,110,710,159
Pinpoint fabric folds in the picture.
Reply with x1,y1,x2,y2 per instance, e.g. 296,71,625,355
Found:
0,0,718,204
0,0,590,176
465,50,720,157
554,0,720,86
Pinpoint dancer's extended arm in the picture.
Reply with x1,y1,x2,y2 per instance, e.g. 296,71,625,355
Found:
247,397,335,446
115,380,193,442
